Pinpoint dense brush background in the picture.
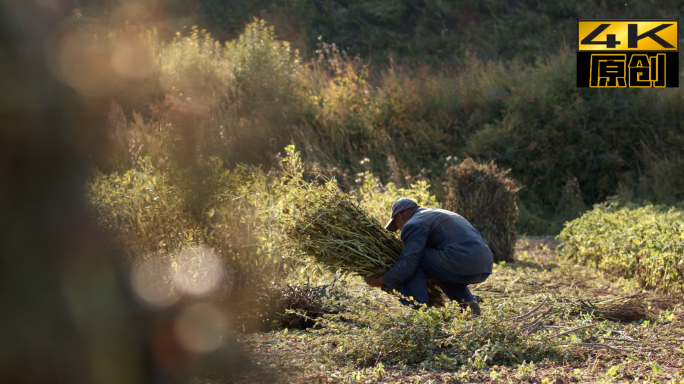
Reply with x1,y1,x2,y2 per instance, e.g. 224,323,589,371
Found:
74,0,684,234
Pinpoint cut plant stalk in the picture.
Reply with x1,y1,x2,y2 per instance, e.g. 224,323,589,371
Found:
283,177,447,307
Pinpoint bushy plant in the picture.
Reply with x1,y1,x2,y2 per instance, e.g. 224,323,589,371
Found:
88,145,447,301
180,0,684,65
465,51,684,230
88,157,211,259
88,156,292,299
103,20,302,170
558,202,684,296
151,20,300,100
295,47,684,232
203,159,293,293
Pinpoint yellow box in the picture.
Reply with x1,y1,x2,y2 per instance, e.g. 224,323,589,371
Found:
578,20,678,51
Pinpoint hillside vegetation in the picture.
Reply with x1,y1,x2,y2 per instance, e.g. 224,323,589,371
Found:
83,14,684,234
79,0,684,64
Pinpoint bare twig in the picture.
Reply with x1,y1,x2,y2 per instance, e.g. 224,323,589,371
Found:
601,336,636,343
540,324,596,343
522,307,553,330
551,342,631,353
524,323,542,335
504,297,549,322
433,333,454,340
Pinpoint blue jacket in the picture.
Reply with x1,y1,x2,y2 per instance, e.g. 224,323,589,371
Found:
381,208,494,290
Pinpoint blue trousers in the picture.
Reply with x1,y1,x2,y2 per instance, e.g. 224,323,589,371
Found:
398,251,490,307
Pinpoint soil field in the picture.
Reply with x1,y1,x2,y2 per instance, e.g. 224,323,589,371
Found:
215,237,684,383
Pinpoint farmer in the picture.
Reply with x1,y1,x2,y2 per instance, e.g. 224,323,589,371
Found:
364,198,493,314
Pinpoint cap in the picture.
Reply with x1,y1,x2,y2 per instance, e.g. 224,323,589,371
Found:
384,197,418,232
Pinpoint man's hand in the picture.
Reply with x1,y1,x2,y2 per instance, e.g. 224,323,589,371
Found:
364,276,385,288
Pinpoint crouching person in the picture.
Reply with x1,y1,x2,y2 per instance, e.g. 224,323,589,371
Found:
364,198,493,314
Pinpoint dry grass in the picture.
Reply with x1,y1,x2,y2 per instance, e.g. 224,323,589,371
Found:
228,236,684,383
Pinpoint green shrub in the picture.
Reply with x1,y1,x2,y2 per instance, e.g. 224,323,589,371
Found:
88,156,292,299
203,159,293,293
104,20,302,170
295,47,684,229
558,202,684,296
184,0,684,65
151,20,301,100
88,157,211,259
465,50,684,226
87,146,444,301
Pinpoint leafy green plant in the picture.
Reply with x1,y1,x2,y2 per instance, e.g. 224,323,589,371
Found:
558,202,684,296
283,298,561,370
178,0,684,66
87,155,293,300
88,157,211,259
87,145,449,303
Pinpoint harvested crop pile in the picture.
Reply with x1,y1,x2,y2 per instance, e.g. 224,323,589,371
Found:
283,177,447,307
445,158,520,263
568,294,677,322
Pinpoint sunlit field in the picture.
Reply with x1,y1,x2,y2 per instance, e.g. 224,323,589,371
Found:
1,1,683,383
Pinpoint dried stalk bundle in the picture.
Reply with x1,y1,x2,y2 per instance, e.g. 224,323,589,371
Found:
569,294,676,322
445,158,520,263
284,178,447,307
493,298,634,354
475,267,673,322
573,296,646,322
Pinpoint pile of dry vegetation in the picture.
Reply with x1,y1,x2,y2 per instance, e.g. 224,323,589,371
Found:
446,158,520,262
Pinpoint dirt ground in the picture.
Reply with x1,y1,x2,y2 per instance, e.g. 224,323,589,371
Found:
221,236,684,383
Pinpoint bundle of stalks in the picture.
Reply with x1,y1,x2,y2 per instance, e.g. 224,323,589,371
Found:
572,295,646,322
505,298,632,354
276,283,347,329
568,294,677,322
473,268,672,322
445,158,520,263
283,178,447,307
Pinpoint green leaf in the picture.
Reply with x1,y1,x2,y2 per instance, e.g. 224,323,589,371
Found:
651,363,664,374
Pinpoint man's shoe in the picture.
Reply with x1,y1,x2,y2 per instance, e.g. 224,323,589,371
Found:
467,301,481,316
